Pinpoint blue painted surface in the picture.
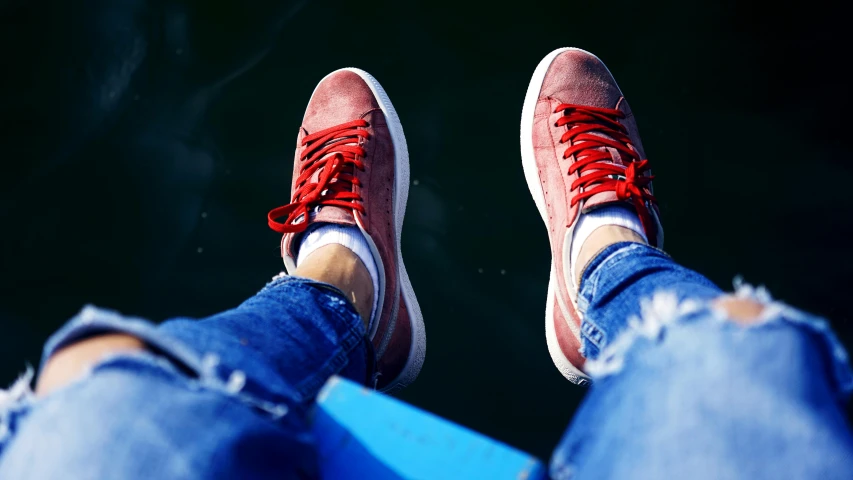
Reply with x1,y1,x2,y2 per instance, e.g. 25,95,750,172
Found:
312,376,547,480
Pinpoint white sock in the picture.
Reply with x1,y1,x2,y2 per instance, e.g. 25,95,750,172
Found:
570,205,647,282
297,224,380,331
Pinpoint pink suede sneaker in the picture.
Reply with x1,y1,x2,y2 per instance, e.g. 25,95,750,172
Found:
520,48,663,385
267,68,425,393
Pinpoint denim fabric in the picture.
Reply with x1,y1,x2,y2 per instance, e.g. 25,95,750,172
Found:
0,275,371,479
3,245,853,479
551,242,853,480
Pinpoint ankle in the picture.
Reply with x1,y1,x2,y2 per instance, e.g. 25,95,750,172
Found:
294,244,374,328
574,225,647,286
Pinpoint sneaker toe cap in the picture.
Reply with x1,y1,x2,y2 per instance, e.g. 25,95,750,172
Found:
303,69,381,133
541,48,623,109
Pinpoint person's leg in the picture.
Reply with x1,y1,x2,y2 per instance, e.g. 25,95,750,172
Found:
550,242,853,479
0,68,424,479
0,272,367,479
521,47,853,479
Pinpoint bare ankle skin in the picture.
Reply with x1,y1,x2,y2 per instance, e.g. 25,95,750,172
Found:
575,225,647,286
293,243,374,328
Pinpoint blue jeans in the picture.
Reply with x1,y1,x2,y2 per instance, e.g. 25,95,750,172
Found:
0,275,371,479
551,243,853,479
1,245,852,479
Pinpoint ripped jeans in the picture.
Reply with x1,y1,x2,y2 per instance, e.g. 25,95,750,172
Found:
0,275,371,479
0,244,852,479
550,242,853,479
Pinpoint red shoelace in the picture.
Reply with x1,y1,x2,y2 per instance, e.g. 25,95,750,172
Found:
267,119,369,233
555,103,658,242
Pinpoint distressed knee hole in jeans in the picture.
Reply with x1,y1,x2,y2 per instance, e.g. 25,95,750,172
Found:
583,278,853,400
0,349,292,454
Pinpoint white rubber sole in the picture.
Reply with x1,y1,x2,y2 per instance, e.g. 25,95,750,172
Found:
520,48,598,384
335,68,426,393
544,263,589,385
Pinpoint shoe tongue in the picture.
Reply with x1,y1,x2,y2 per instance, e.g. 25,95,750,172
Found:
307,136,357,183
584,130,624,164
312,205,357,226
577,132,628,211
604,146,623,165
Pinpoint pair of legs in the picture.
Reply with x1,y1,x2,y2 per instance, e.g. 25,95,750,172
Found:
10,238,852,478
3,50,853,479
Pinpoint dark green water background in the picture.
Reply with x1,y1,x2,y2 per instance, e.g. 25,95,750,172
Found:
2,0,851,459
